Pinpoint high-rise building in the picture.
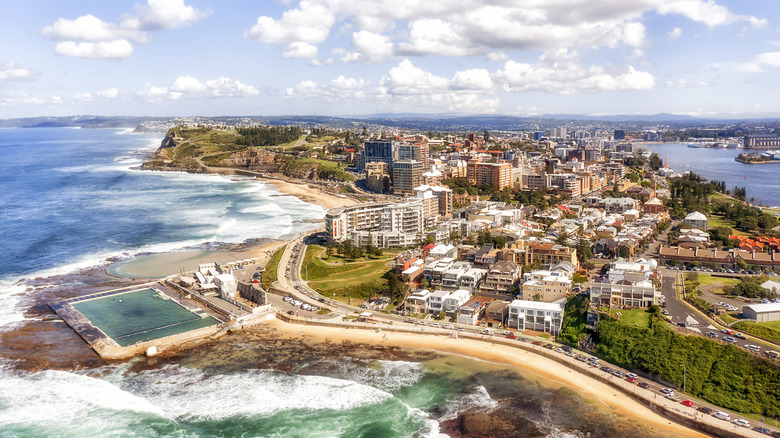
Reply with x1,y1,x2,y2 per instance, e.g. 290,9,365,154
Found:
360,140,396,170
414,185,453,218
325,200,426,247
365,161,390,193
614,129,626,140
467,160,512,191
397,142,429,168
392,160,424,196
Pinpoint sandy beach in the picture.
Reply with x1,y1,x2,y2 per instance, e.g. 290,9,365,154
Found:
261,178,357,210
266,318,709,438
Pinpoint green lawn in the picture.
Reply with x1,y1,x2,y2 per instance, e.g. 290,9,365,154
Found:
761,320,780,332
610,308,652,328
302,245,394,294
261,244,287,290
707,214,751,236
696,274,740,287
720,313,741,324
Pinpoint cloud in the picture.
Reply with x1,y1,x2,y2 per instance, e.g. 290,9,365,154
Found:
55,40,134,58
0,91,46,107
494,49,655,94
667,27,683,40
133,0,209,30
736,51,780,72
657,0,766,28
42,0,208,58
486,51,508,62
251,0,763,62
286,75,369,101
665,79,708,87
284,42,318,58
0,62,34,81
96,88,120,99
287,59,500,113
140,76,259,101
245,0,334,58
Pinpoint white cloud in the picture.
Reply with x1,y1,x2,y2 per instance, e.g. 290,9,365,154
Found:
380,59,449,95
495,49,655,94
309,58,334,67
735,51,780,72
55,40,134,58
286,75,369,101
0,91,46,107
96,88,120,99
140,76,259,101
42,0,207,58
450,69,493,91
668,27,683,40
246,0,334,58
252,0,763,62
0,62,34,81
665,79,709,87
486,51,508,62
656,0,766,28
133,0,209,30
284,42,318,58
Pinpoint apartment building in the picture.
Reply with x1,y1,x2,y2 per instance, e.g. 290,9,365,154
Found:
427,290,450,314
467,160,512,190
365,161,390,193
443,289,472,315
360,140,396,171
506,299,564,334
457,296,493,325
325,200,425,247
392,159,424,196
414,184,454,218
521,269,572,302
479,260,521,295
404,289,432,314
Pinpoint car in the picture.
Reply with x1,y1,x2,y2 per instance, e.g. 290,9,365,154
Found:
430,322,442,328
405,318,415,324
503,330,513,336
753,426,772,435
561,345,572,352
638,382,650,389
286,310,295,315
626,373,638,379
612,370,624,378
543,343,555,349
555,347,565,353
518,337,528,342
600,366,612,372
481,329,494,335
416,320,426,325
713,411,731,421
724,336,737,343
666,393,681,401
681,400,694,407
721,329,733,335
697,407,713,415
734,333,747,340
532,341,543,346
505,333,517,339
455,327,464,331
733,419,750,428
626,377,636,383
444,324,455,329
660,387,674,395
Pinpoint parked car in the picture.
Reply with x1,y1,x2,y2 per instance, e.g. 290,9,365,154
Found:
681,400,694,407
697,407,713,415
733,419,750,428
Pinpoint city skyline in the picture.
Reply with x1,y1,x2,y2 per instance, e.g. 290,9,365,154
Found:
2,0,780,118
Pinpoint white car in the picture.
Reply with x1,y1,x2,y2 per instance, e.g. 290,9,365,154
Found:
430,322,442,328
732,419,750,428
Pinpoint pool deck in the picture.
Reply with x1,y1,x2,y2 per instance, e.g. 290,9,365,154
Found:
49,282,233,359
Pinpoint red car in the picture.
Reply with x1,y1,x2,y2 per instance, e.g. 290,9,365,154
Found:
626,377,636,383
681,400,694,407
505,333,517,339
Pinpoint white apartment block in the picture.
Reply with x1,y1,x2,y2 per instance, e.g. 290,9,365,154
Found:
443,289,472,314
325,200,426,247
507,299,564,334
427,290,451,314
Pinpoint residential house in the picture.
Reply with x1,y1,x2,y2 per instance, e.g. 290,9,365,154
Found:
404,289,432,314
459,267,488,292
457,296,494,325
441,261,471,289
484,300,509,327
427,290,451,314
443,289,472,315
684,211,708,230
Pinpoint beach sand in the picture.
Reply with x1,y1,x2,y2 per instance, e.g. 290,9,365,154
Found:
261,178,356,210
267,319,709,438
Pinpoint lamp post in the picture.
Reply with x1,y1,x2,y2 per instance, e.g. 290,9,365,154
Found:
680,362,686,393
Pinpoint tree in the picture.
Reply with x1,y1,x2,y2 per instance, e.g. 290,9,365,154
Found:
420,278,430,289
575,238,593,264
618,246,631,259
532,293,542,301
362,125,368,137
325,245,335,258
737,258,748,270
483,130,490,143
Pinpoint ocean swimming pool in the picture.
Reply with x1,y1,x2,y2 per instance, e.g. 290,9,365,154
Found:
72,288,217,347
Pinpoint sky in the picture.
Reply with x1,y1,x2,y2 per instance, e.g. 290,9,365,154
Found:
1,0,780,118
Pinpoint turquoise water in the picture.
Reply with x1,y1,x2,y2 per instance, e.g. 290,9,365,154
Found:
72,288,217,347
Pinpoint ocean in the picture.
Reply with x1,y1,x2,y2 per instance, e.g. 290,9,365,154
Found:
0,128,681,437
643,143,780,207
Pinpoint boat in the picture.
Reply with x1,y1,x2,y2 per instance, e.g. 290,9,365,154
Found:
687,143,701,148
727,142,740,149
